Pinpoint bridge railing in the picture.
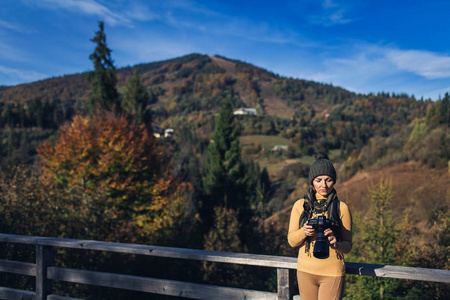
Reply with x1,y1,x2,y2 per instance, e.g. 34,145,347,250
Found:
0,233,449,300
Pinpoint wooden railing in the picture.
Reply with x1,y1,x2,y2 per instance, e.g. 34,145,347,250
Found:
0,234,449,300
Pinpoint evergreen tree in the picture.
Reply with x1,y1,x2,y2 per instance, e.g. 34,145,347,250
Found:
87,21,118,115
122,69,151,125
202,98,249,231
258,167,271,214
345,179,418,299
439,93,449,126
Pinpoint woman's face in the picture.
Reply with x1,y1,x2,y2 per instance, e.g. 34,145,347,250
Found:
312,175,335,197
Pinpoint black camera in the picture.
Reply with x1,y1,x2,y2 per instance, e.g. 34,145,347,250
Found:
308,216,335,259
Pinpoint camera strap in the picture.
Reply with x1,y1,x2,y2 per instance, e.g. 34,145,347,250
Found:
299,188,342,255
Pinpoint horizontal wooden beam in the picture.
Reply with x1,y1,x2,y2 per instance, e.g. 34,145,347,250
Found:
47,294,84,300
0,233,297,269
0,287,35,300
47,267,278,300
1,233,449,284
0,259,36,276
346,262,450,283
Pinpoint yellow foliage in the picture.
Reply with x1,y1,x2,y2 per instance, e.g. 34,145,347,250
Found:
36,113,189,243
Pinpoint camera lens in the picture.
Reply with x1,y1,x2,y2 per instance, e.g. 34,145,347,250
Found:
313,216,329,259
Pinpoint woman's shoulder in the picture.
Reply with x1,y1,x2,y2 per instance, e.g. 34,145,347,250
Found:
338,199,351,213
293,198,305,209
295,198,305,205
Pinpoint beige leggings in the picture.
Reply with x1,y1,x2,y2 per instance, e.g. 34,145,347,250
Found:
297,271,345,300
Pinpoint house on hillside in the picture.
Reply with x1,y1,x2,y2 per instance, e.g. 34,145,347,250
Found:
152,125,164,138
153,126,174,138
272,145,289,151
164,128,174,138
233,107,257,115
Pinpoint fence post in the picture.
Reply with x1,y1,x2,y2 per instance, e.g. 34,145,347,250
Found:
36,245,54,300
277,268,295,300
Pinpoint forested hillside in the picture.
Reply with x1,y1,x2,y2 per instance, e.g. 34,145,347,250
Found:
0,45,448,299
0,52,447,203
1,53,444,165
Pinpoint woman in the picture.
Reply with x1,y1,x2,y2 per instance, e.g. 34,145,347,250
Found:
288,152,352,300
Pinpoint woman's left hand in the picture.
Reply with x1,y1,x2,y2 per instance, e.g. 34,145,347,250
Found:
324,229,338,250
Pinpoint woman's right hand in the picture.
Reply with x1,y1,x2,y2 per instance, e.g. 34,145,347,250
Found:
303,223,315,237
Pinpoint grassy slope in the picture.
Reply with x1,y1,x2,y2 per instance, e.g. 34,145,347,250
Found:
338,161,449,241
240,135,296,148
271,160,449,246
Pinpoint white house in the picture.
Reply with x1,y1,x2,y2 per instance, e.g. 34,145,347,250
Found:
233,107,257,115
164,128,174,138
272,145,289,151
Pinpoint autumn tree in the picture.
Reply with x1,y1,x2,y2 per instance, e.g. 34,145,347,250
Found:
88,21,119,115
37,113,188,243
426,93,449,127
0,165,64,236
403,119,450,168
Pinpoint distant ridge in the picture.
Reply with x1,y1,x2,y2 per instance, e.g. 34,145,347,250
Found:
0,53,356,119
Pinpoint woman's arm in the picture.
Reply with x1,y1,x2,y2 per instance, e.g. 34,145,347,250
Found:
287,200,308,247
335,202,352,254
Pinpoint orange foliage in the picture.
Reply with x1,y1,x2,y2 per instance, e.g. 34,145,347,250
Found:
147,73,165,85
37,113,188,242
203,74,233,98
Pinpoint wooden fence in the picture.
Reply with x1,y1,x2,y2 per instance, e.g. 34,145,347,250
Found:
0,233,449,300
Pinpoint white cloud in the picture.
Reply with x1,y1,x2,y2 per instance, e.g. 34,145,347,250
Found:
304,44,392,86
309,0,353,26
39,0,132,26
118,0,300,46
322,0,339,9
124,2,160,22
328,9,352,25
0,65,47,82
286,43,449,99
385,49,450,79
0,42,29,62
0,20,31,33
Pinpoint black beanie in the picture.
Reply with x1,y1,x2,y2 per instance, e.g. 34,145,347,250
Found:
308,152,337,184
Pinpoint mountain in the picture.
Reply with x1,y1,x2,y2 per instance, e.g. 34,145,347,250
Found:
0,53,447,232
0,53,355,117
0,53,430,152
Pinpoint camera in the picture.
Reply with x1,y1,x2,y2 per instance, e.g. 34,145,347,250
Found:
307,216,336,259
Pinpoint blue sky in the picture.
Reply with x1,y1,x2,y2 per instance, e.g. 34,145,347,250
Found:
1,0,450,100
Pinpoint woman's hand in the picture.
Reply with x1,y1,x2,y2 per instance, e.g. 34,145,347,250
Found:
324,229,338,249
303,223,315,237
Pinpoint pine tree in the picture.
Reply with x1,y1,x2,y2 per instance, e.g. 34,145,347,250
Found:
345,179,417,299
439,93,449,127
257,166,271,217
122,68,151,125
202,98,248,231
87,21,118,115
